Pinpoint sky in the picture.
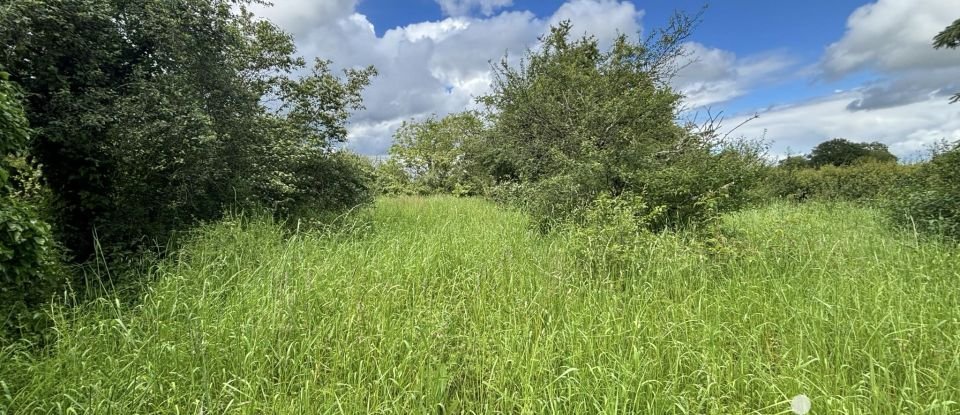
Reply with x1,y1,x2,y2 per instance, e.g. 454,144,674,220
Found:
251,0,960,159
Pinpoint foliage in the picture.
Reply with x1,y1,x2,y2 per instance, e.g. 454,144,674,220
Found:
0,72,62,337
934,18,960,103
0,0,375,260
889,141,960,239
808,138,898,167
372,158,416,196
274,150,376,221
3,198,960,413
387,112,491,196
778,155,811,170
480,18,765,232
565,193,663,279
763,160,915,203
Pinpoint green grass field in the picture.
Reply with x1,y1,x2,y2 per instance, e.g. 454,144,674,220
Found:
2,197,959,414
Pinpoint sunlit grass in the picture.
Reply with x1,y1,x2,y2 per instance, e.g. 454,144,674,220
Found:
2,197,958,414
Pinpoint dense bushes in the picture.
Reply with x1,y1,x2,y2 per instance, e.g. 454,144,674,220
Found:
889,142,960,239
479,20,766,232
758,138,960,241
763,160,915,203
0,72,62,335
0,0,375,260
0,0,376,337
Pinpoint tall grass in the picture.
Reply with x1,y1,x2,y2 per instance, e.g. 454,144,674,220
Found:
2,197,958,414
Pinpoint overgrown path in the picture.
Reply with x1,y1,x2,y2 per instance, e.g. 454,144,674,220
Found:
2,197,959,413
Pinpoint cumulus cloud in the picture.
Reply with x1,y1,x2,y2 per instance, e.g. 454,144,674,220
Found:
674,43,797,108
257,0,957,156
249,0,358,38
255,0,658,155
434,0,513,16
822,0,960,76
547,0,642,47
729,0,959,157
726,92,960,159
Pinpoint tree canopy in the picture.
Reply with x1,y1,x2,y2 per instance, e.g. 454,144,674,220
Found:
478,17,765,231
0,0,375,258
933,18,960,103
388,112,488,195
808,139,897,168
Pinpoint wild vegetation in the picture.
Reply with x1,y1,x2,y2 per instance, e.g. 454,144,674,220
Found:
1,0,959,413
2,198,959,413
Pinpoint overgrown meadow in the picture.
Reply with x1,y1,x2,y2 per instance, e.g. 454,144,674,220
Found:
2,1,960,414
2,198,959,413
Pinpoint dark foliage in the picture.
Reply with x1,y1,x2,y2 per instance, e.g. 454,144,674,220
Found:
0,0,375,260
0,72,63,336
808,139,897,168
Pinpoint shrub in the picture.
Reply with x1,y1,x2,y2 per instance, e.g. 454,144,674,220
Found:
0,196,62,336
889,142,960,239
762,160,914,203
373,158,416,196
0,72,63,337
565,193,664,279
0,0,376,260
480,19,766,233
386,112,491,196
276,150,376,219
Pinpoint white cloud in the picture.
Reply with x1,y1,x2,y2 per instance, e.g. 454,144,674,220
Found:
434,0,513,16
674,43,797,108
822,0,960,76
548,0,642,47
259,0,959,157
725,93,960,159
249,0,358,38
730,0,959,160
255,0,657,155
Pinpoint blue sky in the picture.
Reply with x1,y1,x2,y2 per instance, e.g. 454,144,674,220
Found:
254,0,960,158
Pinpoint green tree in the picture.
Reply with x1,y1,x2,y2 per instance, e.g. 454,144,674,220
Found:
480,17,765,231
808,139,897,167
388,112,489,195
0,0,375,258
933,18,960,103
778,155,811,170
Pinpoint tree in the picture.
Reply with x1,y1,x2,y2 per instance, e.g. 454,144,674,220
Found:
388,112,489,195
480,16,766,231
778,155,811,170
861,142,899,164
808,139,897,168
933,18,960,103
0,0,375,259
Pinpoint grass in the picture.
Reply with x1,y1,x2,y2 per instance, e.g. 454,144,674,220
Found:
2,197,959,414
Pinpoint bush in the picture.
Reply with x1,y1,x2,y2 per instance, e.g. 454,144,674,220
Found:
565,193,664,278
480,19,766,233
889,142,960,239
762,160,914,203
0,0,376,260
0,72,62,337
373,158,416,196
385,112,491,196
274,150,376,220
0,196,62,336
